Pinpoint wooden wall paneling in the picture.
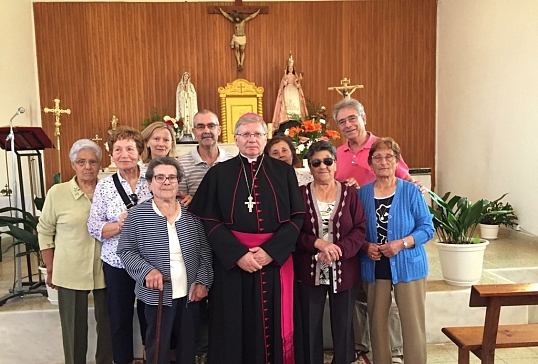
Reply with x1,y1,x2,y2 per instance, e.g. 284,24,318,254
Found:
34,1,436,189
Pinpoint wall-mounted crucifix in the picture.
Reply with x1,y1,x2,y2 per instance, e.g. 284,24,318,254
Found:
209,1,268,71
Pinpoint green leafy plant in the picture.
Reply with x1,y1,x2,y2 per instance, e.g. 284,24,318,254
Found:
0,173,60,267
480,193,518,227
428,190,500,244
0,206,42,266
141,107,169,130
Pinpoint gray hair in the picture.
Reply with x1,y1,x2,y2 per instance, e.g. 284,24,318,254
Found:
332,98,366,122
234,113,268,135
69,139,102,162
306,140,337,162
145,156,184,183
193,109,220,125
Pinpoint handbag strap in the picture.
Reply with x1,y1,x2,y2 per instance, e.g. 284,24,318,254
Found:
112,173,136,209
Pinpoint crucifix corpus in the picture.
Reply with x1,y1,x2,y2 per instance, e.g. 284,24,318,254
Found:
209,1,268,71
328,78,364,100
44,98,71,181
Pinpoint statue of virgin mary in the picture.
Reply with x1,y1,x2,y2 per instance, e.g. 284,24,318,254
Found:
176,71,198,140
272,53,309,135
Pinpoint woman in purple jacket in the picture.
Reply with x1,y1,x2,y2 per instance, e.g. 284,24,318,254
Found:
294,140,366,364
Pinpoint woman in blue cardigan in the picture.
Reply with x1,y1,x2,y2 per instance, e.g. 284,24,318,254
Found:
357,138,434,364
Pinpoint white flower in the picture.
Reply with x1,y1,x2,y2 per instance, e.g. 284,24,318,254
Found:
319,118,326,124
284,129,290,136
297,144,305,152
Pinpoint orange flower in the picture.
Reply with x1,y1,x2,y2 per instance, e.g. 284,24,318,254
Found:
325,129,340,140
287,126,303,137
302,119,322,133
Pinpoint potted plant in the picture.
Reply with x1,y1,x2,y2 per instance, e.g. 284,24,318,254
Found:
0,199,57,304
427,190,492,286
479,193,518,240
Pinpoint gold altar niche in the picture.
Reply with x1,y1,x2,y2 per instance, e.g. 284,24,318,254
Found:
218,79,265,143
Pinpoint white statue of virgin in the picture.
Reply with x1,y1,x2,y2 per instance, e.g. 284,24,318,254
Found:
176,71,198,141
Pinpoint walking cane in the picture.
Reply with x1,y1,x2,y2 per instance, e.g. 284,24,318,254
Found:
154,277,171,364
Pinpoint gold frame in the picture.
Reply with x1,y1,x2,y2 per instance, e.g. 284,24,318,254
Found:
217,79,265,143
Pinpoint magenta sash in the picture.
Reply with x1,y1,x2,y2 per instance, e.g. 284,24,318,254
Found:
231,230,294,364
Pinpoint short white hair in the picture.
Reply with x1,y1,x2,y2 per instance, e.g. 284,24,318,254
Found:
69,139,102,162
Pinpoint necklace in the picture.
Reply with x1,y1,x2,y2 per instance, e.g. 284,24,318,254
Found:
240,154,264,213
157,200,179,218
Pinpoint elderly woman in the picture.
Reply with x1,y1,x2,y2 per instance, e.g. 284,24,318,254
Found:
357,137,434,364
37,139,112,364
295,140,366,364
265,135,313,186
88,126,153,364
117,157,212,364
141,121,177,164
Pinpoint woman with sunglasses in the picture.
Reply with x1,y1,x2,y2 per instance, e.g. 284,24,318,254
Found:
118,157,212,364
294,140,366,364
357,138,434,364
88,126,153,364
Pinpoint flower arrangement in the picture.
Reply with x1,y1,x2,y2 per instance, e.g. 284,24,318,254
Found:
163,115,184,134
285,106,340,159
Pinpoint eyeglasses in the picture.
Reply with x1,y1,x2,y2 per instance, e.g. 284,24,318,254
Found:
309,157,335,168
337,115,359,125
235,132,267,139
194,123,218,130
372,154,396,163
153,174,179,183
74,159,99,167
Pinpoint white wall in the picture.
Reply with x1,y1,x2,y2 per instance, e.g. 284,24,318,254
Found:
0,0,41,199
437,0,538,234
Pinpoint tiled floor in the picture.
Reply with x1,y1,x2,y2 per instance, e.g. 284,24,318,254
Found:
1,227,538,363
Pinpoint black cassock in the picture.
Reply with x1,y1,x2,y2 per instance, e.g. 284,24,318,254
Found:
189,155,304,364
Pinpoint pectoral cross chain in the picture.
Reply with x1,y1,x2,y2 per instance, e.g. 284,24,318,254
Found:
245,195,255,213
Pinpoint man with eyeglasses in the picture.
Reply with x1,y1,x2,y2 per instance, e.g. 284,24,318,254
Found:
178,110,235,202
333,98,415,363
189,113,304,364
176,109,234,363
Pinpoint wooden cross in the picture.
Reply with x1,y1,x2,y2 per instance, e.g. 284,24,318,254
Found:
91,133,103,144
209,0,268,71
328,78,364,100
44,98,71,151
245,195,255,213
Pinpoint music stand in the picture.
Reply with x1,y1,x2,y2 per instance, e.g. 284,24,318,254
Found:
0,126,54,306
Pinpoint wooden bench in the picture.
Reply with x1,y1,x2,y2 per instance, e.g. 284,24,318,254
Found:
442,283,538,364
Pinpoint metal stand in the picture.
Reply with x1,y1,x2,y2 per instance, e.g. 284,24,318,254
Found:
0,115,51,306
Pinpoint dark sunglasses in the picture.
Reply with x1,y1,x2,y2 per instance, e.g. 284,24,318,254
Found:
309,157,335,168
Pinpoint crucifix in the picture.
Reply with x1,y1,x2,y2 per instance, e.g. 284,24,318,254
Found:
328,78,364,99
245,195,255,213
44,98,71,182
209,1,268,71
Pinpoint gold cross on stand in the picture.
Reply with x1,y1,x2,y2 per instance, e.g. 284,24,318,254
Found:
91,133,103,144
328,78,364,100
44,98,71,182
44,98,71,151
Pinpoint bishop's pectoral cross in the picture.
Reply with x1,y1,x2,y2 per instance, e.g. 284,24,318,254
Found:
245,195,255,213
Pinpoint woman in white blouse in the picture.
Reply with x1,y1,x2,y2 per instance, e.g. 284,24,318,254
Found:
88,126,152,364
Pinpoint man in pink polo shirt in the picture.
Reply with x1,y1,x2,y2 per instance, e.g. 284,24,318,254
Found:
334,98,413,186
334,98,410,363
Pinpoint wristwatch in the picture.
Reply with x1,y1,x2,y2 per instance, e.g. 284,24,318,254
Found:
402,239,409,249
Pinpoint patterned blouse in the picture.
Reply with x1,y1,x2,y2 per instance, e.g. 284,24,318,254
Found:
88,169,152,268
